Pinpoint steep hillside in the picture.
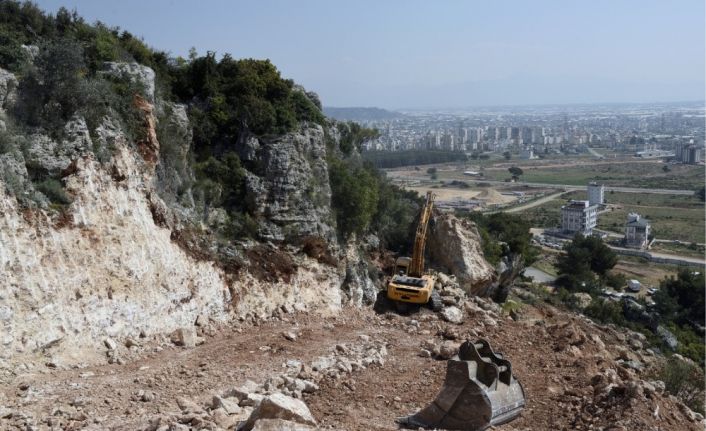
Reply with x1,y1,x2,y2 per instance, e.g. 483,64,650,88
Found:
0,1,488,375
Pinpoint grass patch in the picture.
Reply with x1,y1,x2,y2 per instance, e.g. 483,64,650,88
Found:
598,205,706,242
480,161,704,190
651,242,705,259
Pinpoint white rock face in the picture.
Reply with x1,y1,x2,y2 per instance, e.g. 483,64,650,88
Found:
25,117,93,176
0,131,343,370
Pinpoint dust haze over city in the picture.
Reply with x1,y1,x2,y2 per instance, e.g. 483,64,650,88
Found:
0,1,704,431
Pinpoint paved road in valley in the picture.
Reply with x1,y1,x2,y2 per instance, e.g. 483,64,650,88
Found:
502,191,567,213
473,180,696,195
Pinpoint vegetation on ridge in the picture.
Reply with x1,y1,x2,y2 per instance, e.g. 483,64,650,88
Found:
0,1,422,252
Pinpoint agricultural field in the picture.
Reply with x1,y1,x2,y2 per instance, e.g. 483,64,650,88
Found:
599,192,705,243
611,255,698,288
479,160,704,190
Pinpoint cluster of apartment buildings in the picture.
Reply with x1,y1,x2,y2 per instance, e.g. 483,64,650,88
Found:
674,140,703,164
560,182,651,248
356,104,706,162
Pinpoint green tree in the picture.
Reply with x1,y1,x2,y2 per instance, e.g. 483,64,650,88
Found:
654,270,705,324
697,186,705,202
328,157,379,239
503,151,511,160
508,166,523,180
466,212,537,266
556,234,617,290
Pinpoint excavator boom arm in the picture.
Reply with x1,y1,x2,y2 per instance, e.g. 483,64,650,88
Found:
409,191,434,277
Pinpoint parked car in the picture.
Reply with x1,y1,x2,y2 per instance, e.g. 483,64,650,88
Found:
627,279,642,292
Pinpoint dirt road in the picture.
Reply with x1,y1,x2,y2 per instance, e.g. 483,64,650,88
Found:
1,297,700,430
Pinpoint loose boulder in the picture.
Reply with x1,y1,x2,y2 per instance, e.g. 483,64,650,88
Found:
240,393,317,431
428,213,496,296
440,306,465,324
250,418,317,430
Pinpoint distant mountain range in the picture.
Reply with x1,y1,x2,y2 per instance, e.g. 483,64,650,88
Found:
323,106,404,121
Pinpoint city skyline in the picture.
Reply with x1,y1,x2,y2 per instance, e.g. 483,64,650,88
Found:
33,0,706,109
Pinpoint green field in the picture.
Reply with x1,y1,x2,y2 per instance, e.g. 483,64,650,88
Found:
480,161,704,190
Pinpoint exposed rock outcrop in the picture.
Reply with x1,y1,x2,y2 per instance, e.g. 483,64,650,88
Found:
0,104,344,371
23,116,93,177
242,126,335,243
0,67,18,127
428,213,496,295
340,237,380,306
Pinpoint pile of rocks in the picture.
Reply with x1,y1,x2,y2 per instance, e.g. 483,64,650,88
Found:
417,295,503,360
143,335,388,430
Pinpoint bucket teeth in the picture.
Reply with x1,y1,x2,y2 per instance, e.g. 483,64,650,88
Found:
398,339,526,431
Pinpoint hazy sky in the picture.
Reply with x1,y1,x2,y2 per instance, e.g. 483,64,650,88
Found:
35,0,706,109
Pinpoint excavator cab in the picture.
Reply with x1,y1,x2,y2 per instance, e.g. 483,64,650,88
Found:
386,192,441,311
394,257,411,276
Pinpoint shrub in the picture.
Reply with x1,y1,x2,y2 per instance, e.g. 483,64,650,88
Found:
583,298,626,325
35,178,71,206
655,356,705,414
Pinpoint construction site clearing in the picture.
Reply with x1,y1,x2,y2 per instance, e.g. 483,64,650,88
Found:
1,281,701,431
384,166,559,212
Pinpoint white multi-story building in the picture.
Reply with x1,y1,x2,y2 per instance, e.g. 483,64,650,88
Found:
587,182,605,206
561,200,599,236
624,213,651,249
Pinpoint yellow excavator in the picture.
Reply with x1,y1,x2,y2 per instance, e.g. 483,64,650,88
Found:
386,191,442,311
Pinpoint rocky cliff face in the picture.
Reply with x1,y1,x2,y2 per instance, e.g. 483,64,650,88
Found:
0,62,500,374
239,127,335,243
0,64,348,372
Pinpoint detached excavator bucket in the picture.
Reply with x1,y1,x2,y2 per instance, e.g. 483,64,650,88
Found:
399,339,526,431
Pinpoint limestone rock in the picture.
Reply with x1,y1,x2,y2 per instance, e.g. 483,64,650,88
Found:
440,306,464,324
311,356,336,372
427,213,496,295
224,380,262,401
250,418,317,431
0,67,17,113
103,338,118,350
243,126,335,243
241,393,317,431
170,327,197,348
25,117,93,177
437,340,461,360
342,242,378,306
211,395,241,415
